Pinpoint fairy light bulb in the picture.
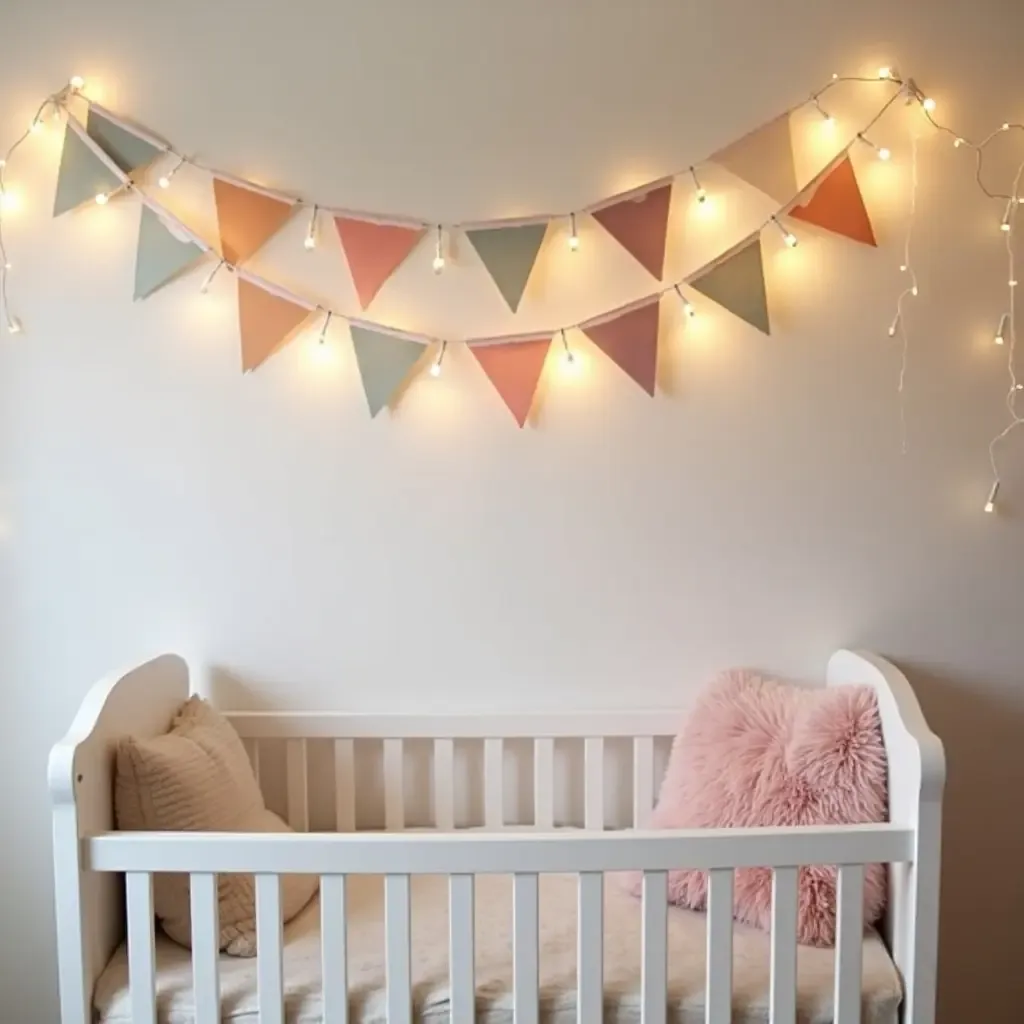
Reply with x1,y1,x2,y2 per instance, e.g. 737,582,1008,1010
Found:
1001,201,1013,232
432,226,445,273
922,97,936,112
954,137,964,149
568,213,580,251
878,147,891,162
878,67,892,80
985,481,1000,514
199,259,226,295
430,340,447,377
304,205,318,250
318,310,332,345
1002,123,1011,132
69,75,85,92
94,192,109,205
888,313,900,337
6,314,22,334
690,167,706,205
157,157,184,190
995,313,1009,345
911,284,919,296
29,118,42,134
773,218,797,248
560,329,575,366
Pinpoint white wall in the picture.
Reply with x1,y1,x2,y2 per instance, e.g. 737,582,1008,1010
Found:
1,1,1022,1020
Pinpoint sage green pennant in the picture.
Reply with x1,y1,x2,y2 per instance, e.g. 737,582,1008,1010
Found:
86,110,162,174
466,223,548,312
53,126,123,216
350,326,426,417
134,206,205,300
689,236,771,334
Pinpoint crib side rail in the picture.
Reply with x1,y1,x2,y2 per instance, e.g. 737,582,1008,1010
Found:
89,824,912,1024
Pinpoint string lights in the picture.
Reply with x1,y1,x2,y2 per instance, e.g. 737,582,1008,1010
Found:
1,69,1021,512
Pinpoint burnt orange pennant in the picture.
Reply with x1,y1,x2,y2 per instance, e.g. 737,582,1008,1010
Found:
789,156,877,246
470,338,551,427
237,279,312,373
214,179,296,264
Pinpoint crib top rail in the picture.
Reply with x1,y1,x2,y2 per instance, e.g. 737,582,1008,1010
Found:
85,822,913,875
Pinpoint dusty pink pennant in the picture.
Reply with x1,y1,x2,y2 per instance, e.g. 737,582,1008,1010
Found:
582,299,661,395
335,217,425,309
592,184,673,280
470,338,551,427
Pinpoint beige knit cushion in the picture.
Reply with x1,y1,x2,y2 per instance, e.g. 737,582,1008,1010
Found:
114,696,318,957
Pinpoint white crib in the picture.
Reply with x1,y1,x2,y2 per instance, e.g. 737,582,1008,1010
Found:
49,649,944,1024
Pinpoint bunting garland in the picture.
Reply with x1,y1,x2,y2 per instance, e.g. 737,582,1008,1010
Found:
471,338,551,426
789,155,877,246
213,178,296,265
335,217,424,309
134,206,204,300
583,299,662,395
350,326,426,416
689,237,771,334
466,224,548,312
592,184,673,280
710,114,798,203
237,278,312,373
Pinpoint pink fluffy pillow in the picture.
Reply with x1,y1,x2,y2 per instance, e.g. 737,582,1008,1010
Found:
643,670,888,947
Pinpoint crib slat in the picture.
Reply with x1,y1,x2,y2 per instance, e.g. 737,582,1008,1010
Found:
706,868,734,1024
584,738,605,831
484,738,504,828
126,872,157,1024
533,738,555,829
334,739,356,832
384,739,405,831
578,872,603,1022
190,872,220,1024
321,875,348,1024
513,873,539,1024
386,874,412,1024
245,738,261,786
770,868,798,1024
449,874,475,1023
286,738,309,832
632,738,654,829
256,874,284,1024
641,871,667,1024
834,864,865,1024
434,738,456,830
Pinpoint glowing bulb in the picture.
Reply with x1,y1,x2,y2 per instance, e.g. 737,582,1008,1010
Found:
878,147,891,161
684,300,695,318
1003,123,1011,132
157,176,171,189
878,67,892,80
696,187,707,204
954,137,964,148
429,361,441,377
911,285,919,296
199,259,226,295
1012,279,1019,288
29,118,42,134
899,264,908,272
888,313,900,337
568,233,580,251
689,167,706,206
784,232,798,248
317,310,333,345
1001,200,1013,232
304,205,318,250
432,225,445,274
559,328,575,366
430,340,447,377
94,192,109,206
995,313,1009,345
432,254,445,273
922,97,936,112
2,261,10,271
985,481,1000,514
69,75,85,91
832,73,839,80
304,235,316,250
6,316,21,335
823,115,836,128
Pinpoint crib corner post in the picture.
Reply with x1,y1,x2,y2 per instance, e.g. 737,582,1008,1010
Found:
51,799,92,1024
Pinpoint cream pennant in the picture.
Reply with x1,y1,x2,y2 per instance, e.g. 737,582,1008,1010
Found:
214,179,295,265
134,206,205,300
592,184,673,279
52,126,123,216
582,299,661,395
710,114,797,203
466,224,548,312
470,338,551,426
237,278,312,372
350,326,426,417
689,236,770,334
86,110,162,174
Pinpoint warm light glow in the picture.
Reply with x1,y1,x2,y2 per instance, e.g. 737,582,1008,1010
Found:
429,362,441,377
94,192,109,206
432,255,445,273
899,263,907,272
158,176,171,189
888,313,900,337
995,314,1008,345
784,232,798,248
1001,200,1013,232
29,119,42,134
911,285,918,296
878,67,892,80
430,340,448,377
954,137,964,148
878,147,891,161
568,234,580,251
985,481,999,513
304,235,317,251
0,191,17,212
922,97,936,112
69,75,85,91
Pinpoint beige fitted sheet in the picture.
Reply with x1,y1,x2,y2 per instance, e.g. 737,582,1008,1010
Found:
95,872,901,1023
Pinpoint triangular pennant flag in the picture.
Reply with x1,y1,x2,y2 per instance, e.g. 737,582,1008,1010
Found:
689,237,770,334
711,114,797,203
335,217,425,309
86,110,162,174
53,126,123,216
592,184,673,280
466,224,548,312
213,178,295,265
134,206,205,300
350,326,426,417
237,278,312,373
582,299,661,396
470,338,551,427
789,156,877,246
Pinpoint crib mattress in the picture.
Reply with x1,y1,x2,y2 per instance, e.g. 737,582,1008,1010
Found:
95,873,902,1024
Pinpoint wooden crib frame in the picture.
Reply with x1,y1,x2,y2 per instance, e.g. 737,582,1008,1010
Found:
49,649,945,1024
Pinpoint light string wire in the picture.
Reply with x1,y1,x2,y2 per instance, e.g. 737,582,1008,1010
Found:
0,73,910,351
892,129,919,455
916,106,1024,510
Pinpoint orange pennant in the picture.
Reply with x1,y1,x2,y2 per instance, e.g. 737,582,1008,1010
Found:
214,179,296,264
237,279,312,373
470,338,551,427
582,299,661,395
335,217,425,309
789,156,876,246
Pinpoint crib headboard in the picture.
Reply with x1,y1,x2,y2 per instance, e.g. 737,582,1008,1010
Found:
48,654,189,1024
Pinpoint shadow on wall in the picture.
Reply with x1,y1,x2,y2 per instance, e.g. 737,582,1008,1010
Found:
906,664,1024,1023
